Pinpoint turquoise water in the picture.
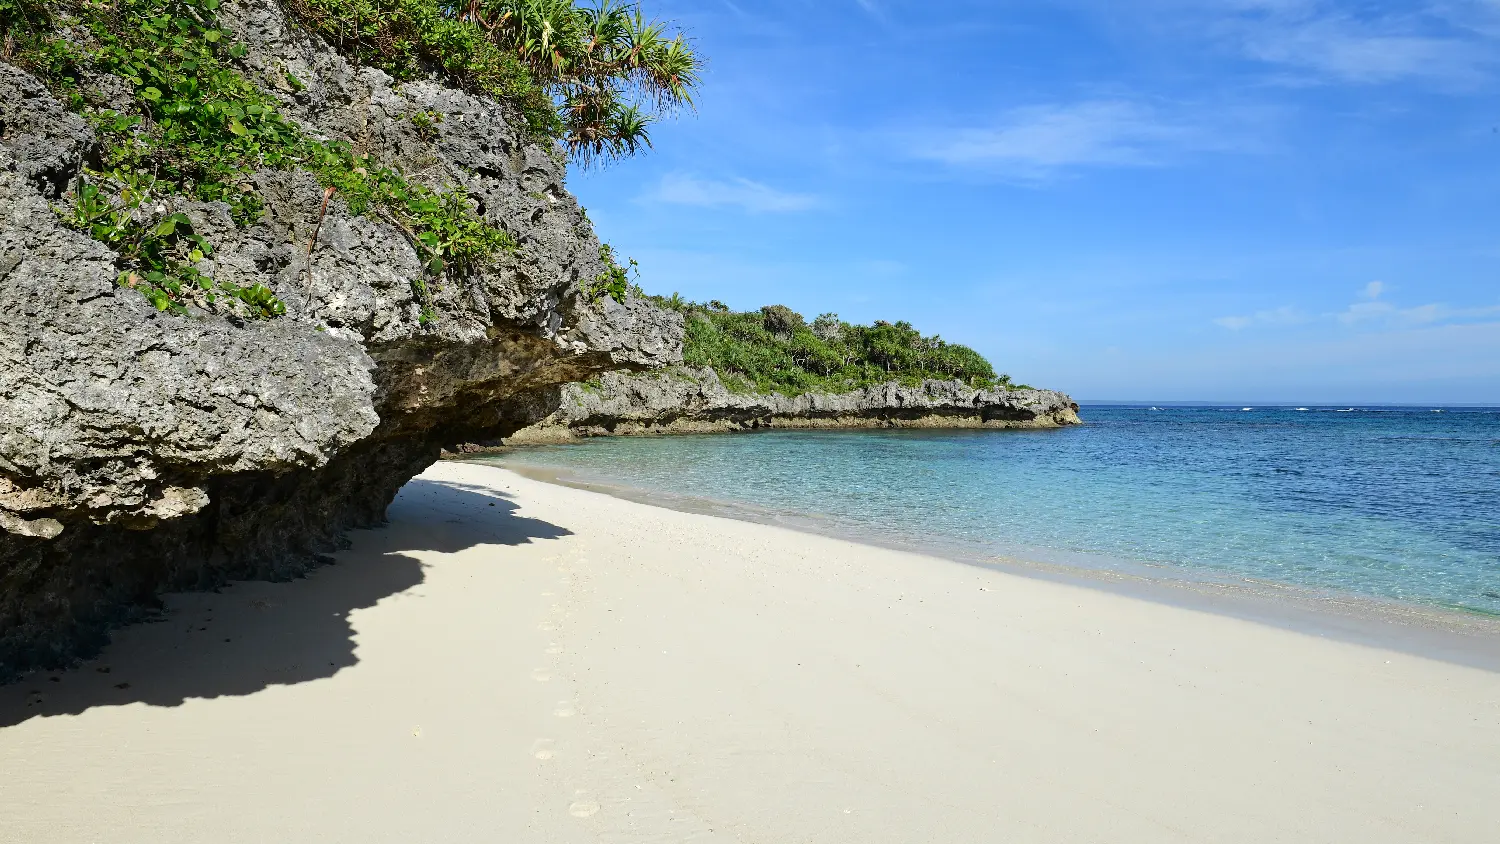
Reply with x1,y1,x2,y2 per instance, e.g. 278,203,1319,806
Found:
487,406,1500,615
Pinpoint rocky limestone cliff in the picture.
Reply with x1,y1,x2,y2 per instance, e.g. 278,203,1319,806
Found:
0,0,681,680
499,367,1081,444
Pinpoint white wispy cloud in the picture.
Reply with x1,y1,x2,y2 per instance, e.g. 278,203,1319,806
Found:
1239,17,1491,84
1213,306,1310,330
915,100,1257,179
1119,0,1500,85
647,174,820,213
1337,300,1500,325
1331,279,1498,325
1216,282,1500,331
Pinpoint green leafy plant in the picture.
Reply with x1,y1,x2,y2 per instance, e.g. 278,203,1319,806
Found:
221,280,289,319
303,141,517,279
0,0,49,34
64,184,219,313
79,0,305,224
589,243,636,303
410,108,443,140
18,0,680,324
62,182,287,317
1,0,85,106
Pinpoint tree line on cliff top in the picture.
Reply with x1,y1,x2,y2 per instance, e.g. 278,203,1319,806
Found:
649,299,1026,397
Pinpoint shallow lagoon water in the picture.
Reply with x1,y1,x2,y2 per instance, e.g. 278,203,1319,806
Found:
489,406,1500,616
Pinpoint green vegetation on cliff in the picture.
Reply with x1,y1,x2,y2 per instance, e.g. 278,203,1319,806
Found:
286,0,699,165
1,0,695,315
5,0,518,315
655,300,1020,396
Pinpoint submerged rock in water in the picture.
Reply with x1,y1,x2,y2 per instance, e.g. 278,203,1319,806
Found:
501,367,1081,444
0,0,681,680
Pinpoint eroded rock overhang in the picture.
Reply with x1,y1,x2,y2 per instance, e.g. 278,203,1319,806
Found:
0,0,683,680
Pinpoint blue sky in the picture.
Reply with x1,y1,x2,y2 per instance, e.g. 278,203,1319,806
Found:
566,0,1500,403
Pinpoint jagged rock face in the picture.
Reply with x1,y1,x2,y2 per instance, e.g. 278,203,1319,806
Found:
502,368,1082,444
0,0,682,680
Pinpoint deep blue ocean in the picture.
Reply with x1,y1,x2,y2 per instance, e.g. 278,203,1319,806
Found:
488,406,1500,616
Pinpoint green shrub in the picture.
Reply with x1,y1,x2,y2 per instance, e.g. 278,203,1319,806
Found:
588,243,635,303
655,300,1012,396
1,0,85,106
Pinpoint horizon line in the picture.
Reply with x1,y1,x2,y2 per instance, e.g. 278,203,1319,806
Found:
1077,400,1499,407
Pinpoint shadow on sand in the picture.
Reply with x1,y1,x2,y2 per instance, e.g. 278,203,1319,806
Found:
0,477,570,729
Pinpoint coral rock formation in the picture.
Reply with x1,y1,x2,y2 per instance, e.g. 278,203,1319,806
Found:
502,367,1081,444
0,1,681,680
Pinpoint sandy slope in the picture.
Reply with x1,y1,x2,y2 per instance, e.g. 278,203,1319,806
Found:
2,461,1497,843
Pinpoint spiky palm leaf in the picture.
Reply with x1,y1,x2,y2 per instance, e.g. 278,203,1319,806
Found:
469,0,697,165
481,0,584,80
642,35,697,107
579,0,630,56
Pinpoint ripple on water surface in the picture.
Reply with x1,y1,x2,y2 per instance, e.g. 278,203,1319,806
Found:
489,406,1500,616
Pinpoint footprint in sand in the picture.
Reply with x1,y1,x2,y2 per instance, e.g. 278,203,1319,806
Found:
532,739,555,760
568,792,600,818
538,621,557,631
544,644,563,655
553,702,576,718
531,669,551,682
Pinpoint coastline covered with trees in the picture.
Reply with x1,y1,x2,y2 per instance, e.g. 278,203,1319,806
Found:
655,300,1026,397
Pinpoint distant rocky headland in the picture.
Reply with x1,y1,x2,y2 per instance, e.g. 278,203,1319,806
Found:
491,303,1080,444
499,366,1080,443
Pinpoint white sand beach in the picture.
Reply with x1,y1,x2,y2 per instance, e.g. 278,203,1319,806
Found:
2,460,1498,843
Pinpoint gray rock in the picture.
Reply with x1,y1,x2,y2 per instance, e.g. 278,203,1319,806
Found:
504,367,1082,444
0,63,93,198
0,0,682,680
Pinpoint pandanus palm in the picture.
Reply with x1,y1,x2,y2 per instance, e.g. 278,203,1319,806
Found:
471,0,699,165
473,0,583,81
579,0,631,65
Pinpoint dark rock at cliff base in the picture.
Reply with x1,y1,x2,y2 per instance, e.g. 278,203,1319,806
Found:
501,367,1081,444
0,1,682,681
